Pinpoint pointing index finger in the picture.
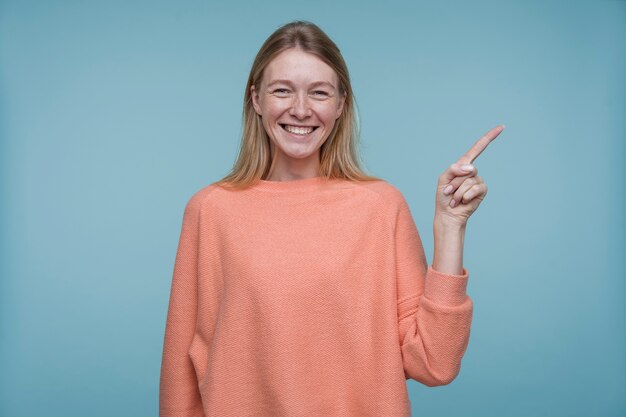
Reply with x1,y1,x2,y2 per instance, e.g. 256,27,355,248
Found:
458,124,505,165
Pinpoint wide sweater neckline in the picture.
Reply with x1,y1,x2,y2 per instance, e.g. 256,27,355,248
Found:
251,176,337,192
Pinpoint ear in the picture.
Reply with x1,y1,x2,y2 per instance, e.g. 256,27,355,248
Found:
251,84,262,115
335,91,346,119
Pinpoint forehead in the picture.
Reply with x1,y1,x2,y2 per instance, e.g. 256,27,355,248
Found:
263,48,339,87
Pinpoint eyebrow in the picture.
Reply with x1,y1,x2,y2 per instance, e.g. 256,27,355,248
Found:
266,79,337,89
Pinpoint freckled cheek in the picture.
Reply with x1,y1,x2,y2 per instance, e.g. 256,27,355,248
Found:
316,106,340,127
267,103,291,119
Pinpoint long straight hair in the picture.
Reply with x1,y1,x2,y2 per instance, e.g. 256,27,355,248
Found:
214,21,383,190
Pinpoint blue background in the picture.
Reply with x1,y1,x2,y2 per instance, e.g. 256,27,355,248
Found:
1,1,624,416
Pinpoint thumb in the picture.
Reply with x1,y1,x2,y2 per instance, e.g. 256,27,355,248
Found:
440,162,475,184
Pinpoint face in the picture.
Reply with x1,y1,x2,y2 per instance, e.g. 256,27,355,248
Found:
251,48,346,171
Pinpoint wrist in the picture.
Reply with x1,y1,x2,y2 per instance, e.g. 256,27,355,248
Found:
434,215,467,233
432,217,466,275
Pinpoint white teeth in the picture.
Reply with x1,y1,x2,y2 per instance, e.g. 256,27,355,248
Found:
284,125,314,135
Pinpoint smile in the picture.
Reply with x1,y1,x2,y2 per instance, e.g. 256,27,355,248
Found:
280,124,318,136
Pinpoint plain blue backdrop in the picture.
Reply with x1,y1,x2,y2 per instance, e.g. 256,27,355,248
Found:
1,1,624,416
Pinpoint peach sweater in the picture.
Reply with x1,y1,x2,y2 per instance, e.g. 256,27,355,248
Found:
159,176,473,417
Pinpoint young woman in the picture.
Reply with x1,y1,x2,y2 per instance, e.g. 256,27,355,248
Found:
159,20,504,417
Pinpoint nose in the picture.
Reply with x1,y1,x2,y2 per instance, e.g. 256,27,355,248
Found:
289,92,312,119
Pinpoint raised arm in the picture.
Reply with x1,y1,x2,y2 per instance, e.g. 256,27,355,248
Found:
395,196,473,386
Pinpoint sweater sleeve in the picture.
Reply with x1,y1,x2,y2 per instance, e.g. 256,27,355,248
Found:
395,195,473,386
159,193,205,417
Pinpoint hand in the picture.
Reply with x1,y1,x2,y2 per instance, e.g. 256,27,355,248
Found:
435,125,505,227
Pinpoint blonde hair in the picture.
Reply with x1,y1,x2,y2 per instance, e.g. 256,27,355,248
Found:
214,20,383,190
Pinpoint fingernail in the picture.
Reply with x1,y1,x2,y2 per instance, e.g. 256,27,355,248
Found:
450,199,457,208
444,185,453,195
461,164,474,172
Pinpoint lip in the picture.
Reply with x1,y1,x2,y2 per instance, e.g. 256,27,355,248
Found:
279,124,319,138
280,123,319,129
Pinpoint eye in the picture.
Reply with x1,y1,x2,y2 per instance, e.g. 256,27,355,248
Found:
311,90,330,98
272,88,291,97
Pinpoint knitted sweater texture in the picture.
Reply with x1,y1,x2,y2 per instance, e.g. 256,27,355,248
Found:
159,176,473,417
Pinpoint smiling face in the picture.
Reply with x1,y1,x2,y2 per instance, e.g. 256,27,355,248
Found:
251,47,346,178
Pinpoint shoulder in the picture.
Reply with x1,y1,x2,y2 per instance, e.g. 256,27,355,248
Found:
182,182,223,215
350,179,408,207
